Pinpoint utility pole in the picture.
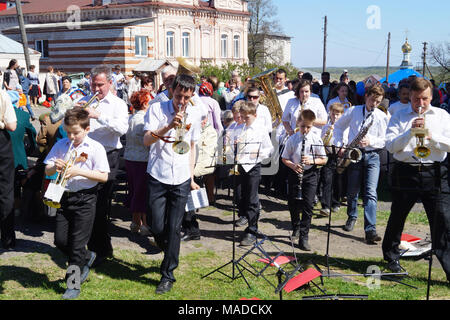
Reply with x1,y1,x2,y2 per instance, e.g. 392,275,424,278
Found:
14,0,31,71
422,42,427,77
386,32,391,82
322,15,327,73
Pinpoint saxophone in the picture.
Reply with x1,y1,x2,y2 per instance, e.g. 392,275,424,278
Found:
336,113,374,174
294,136,306,200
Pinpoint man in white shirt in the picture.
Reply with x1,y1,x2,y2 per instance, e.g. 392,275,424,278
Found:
81,65,129,266
382,78,450,280
387,84,410,116
143,74,201,294
112,65,126,100
333,85,388,244
245,86,272,136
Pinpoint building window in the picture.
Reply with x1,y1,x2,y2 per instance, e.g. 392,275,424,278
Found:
233,35,240,59
135,36,148,56
166,31,175,57
35,40,49,58
182,32,190,58
221,34,228,58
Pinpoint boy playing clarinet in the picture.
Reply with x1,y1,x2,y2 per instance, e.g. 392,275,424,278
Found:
282,109,327,251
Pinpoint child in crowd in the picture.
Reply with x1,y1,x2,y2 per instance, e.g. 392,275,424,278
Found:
282,109,327,251
44,108,110,299
320,102,345,216
387,84,410,116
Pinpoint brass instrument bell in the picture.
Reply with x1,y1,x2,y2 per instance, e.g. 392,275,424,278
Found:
412,106,431,159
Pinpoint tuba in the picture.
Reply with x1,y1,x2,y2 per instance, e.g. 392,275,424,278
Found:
176,57,202,77
43,140,78,209
412,106,431,159
252,68,284,127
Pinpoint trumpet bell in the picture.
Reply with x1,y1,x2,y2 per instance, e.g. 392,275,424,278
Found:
414,146,431,159
173,140,190,155
176,57,201,76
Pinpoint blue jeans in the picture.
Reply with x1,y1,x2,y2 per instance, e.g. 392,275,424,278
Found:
346,151,380,233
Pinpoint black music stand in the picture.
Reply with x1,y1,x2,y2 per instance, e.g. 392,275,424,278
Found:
201,140,263,288
388,159,448,300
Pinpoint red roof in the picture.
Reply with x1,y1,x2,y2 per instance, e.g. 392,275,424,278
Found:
0,0,94,16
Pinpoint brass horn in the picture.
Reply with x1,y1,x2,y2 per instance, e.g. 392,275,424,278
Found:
176,57,201,76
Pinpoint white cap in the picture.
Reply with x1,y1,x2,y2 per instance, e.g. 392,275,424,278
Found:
343,69,348,73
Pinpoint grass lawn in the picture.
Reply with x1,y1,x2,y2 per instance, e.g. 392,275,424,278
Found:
0,247,448,301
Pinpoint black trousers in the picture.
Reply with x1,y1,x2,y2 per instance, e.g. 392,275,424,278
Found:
87,149,120,257
148,175,191,283
321,165,343,209
0,130,15,248
237,164,261,236
54,188,97,273
382,162,450,280
287,168,319,238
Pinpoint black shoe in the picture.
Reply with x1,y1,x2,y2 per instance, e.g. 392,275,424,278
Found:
386,260,403,273
298,237,311,251
181,233,201,242
62,288,80,300
155,280,173,294
331,206,341,213
365,230,382,244
235,216,248,227
317,208,329,217
80,266,90,284
343,218,356,232
240,233,256,246
86,251,97,268
292,229,300,238
91,252,113,268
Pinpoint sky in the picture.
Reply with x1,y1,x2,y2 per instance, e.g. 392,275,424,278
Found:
275,0,449,68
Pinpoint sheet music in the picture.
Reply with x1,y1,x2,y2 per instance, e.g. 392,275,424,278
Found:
185,188,209,212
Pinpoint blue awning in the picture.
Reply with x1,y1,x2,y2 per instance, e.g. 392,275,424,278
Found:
380,68,425,84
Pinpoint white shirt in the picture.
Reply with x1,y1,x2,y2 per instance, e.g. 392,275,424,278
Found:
124,110,149,162
388,101,411,116
229,121,273,173
256,104,273,135
282,131,326,171
282,96,327,136
326,96,351,112
84,92,129,152
144,100,201,185
44,136,110,192
386,105,450,164
112,72,125,91
0,89,17,129
333,105,388,151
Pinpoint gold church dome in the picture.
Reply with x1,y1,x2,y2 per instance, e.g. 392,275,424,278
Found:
402,39,412,53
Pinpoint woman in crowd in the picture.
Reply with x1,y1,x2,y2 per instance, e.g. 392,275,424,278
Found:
124,89,152,236
27,65,40,107
3,59,20,91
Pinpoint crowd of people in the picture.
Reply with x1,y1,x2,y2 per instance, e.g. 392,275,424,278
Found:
0,59,449,299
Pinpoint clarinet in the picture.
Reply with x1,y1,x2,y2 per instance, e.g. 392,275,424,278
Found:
294,136,306,200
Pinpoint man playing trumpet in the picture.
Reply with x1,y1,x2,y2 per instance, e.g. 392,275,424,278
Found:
383,78,450,281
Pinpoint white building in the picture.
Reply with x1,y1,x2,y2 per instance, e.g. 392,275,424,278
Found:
0,0,250,74
261,33,292,66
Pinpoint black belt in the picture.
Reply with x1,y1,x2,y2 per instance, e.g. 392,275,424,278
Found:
360,148,381,154
65,185,98,195
303,166,318,174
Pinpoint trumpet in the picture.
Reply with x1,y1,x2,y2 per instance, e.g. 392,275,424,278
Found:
412,106,431,159
81,92,100,109
43,140,78,209
172,104,192,155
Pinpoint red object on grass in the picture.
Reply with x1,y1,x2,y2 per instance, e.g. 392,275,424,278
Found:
401,233,422,243
283,268,322,293
42,100,51,108
239,297,261,300
258,256,296,267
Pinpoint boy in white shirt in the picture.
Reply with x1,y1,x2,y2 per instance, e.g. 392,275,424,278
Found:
282,109,327,251
233,102,273,246
44,108,110,299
